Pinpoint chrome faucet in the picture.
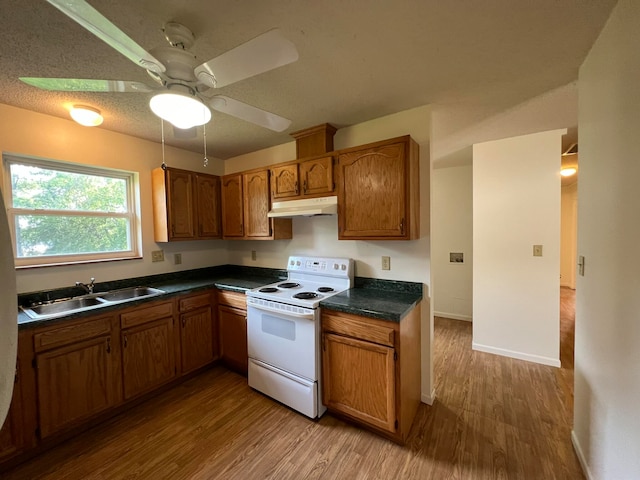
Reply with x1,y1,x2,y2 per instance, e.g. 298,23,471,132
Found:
76,277,96,294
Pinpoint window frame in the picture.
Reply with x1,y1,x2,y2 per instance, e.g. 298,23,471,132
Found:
2,154,141,268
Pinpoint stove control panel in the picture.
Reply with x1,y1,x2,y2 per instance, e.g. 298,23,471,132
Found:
288,256,353,277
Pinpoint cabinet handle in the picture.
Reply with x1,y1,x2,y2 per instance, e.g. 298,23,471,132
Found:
123,335,128,348
400,218,405,234
182,317,186,327
294,181,299,195
106,337,111,354
303,180,307,194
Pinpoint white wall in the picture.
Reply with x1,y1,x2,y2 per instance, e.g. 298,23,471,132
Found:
560,181,577,289
472,130,563,367
432,165,473,321
224,105,435,403
573,0,640,478
0,104,229,293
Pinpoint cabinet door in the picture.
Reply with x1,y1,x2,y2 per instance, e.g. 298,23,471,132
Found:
337,142,407,239
36,335,116,438
322,332,396,433
195,174,222,238
218,305,248,375
243,170,271,238
271,164,299,199
300,156,333,196
180,306,215,374
0,365,22,460
166,169,195,240
122,317,175,400
221,174,244,238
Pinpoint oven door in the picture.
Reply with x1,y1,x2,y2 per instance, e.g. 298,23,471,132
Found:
247,303,318,381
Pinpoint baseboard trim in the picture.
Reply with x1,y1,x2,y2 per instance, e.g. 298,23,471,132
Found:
421,388,436,405
434,311,472,322
472,342,561,367
571,430,593,480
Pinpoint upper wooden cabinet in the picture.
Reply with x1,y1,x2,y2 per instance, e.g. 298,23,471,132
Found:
271,164,299,200
336,136,419,240
221,169,292,240
270,156,334,201
152,167,222,242
300,156,334,196
221,174,244,238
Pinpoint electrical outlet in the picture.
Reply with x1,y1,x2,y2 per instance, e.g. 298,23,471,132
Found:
381,256,391,270
533,245,543,257
151,250,164,262
251,250,257,261
174,253,182,265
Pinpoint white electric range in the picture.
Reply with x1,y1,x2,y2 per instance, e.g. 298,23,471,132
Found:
245,256,354,418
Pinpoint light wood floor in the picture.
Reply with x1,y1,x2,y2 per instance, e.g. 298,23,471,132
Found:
4,289,582,479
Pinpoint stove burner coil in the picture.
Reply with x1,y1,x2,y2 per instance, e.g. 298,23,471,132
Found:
278,282,301,289
317,287,335,293
258,287,279,293
293,292,319,300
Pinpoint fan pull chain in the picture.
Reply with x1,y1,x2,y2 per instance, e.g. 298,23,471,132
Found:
160,119,167,170
203,122,209,167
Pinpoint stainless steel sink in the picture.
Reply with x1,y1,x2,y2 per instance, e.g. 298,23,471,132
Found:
21,286,166,320
97,286,164,302
22,296,105,318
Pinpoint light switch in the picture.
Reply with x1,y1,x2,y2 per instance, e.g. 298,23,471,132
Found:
578,255,585,276
533,245,543,257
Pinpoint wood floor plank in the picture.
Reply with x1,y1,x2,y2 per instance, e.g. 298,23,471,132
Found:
3,288,583,479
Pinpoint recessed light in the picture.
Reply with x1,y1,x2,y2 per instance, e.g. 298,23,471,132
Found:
70,105,103,127
560,167,577,177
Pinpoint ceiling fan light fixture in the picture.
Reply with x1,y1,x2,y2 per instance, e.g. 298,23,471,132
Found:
69,105,103,127
149,90,211,129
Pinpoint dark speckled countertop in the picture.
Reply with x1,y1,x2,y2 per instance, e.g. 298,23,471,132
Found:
17,265,285,328
320,277,423,322
17,265,422,328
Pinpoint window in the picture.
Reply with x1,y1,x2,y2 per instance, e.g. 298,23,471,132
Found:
3,154,140,267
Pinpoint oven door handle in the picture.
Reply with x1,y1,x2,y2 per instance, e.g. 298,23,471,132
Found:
247,300,315,320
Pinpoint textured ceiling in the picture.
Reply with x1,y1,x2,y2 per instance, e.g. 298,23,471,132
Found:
0,0,616,159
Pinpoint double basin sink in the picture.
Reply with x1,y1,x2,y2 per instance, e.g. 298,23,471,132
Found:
21,286,166,320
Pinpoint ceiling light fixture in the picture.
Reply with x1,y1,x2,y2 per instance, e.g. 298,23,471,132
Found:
560,167,577,177
149,85,211,130
70,105,103,127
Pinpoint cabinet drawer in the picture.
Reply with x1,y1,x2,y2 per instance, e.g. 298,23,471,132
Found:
217,290,247,311
179,292,211,312
34,315,112,353
120,301,174,329
322,312,395,347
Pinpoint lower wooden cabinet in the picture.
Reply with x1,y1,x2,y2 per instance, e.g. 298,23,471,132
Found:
33,313,120,438
178,290,218,374
217,290,248,375
121,301,176,400
321,305,421,444
323,333,396,433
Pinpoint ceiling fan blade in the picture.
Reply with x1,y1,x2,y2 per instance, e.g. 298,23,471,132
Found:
207,95,291,132
195,29,298,89
20,77,154,92
46,0,165,74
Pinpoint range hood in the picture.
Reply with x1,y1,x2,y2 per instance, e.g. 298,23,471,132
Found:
268,196,338,218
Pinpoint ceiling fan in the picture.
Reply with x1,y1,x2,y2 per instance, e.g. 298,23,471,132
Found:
20,0,299,131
